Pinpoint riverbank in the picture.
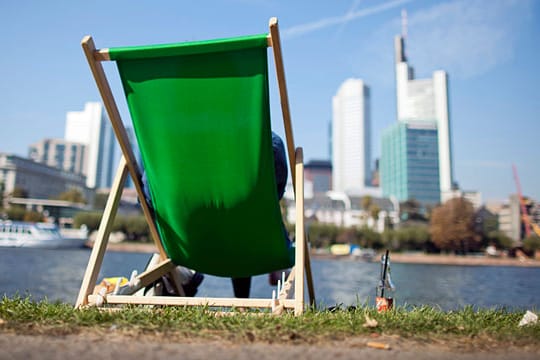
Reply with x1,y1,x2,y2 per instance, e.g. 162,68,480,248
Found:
0,297,540,360
1,298,539,360
91,241,540,267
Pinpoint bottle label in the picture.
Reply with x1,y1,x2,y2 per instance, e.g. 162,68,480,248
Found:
376,297,393,312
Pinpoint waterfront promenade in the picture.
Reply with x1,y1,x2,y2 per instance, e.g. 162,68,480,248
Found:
94,241,540,268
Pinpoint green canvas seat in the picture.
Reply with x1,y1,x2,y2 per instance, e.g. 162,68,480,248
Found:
76,18,314,315
111,35,292,278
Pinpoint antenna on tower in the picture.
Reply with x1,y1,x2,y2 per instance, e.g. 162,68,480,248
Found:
401,9,408,62
401,9,408,39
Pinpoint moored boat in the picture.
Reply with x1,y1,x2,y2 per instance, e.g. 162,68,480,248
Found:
0,221,88,249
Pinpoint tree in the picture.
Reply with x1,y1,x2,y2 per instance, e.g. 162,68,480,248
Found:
486,230,514,250
74,212,103,231
369,204,381,221
10,187,28,198
6,207,26,221
93,192,109,210
23,211,43,222
0,180,5,208
523,235,540,253
400,198,426,222
354,226,383,249
361,195,373,211
307,223,339,248
56,189,86,204
429,197,480,253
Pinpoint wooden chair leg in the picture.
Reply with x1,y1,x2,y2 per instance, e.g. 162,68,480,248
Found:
304,235,316,307
75,157,128,308
294,148,305,315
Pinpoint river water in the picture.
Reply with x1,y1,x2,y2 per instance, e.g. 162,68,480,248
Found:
1,247,539,311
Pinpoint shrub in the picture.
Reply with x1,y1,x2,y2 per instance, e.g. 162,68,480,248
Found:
523,235,540,252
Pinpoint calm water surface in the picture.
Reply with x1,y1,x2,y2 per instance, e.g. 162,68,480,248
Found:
1,247,539,311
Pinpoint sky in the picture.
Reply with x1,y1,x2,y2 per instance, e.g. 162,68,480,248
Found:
1,0,539,203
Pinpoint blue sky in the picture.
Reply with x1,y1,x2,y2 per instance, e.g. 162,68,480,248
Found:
1,0,539,202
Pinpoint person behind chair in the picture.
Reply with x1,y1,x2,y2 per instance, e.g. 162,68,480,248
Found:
141,131,289,298
231,131,290,298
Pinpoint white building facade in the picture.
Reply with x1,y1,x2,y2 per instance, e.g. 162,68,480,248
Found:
28,139,87,176
0,153,90,202
394,36,453,199
332,79,371,194
65,102,115,189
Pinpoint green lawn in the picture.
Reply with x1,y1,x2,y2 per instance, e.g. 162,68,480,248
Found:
1,296,538,346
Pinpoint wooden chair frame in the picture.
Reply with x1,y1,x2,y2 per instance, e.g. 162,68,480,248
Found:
75,18,315,315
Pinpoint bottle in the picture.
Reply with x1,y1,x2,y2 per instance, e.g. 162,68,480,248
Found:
376,250,395,312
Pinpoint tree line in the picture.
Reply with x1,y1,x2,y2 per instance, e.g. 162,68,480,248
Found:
290,197,540,254
3,186,540,254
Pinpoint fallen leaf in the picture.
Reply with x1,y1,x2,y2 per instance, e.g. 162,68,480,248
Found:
363,314,378,328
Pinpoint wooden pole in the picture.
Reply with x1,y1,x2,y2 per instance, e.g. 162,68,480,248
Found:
81,36,167,260
269,17,296,193
75,157,128,308
294,148,305,315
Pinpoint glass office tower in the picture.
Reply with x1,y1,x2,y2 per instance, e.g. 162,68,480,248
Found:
381,122,440,205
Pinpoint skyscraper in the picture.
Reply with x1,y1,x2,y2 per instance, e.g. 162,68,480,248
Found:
332,78,371,193
65,102,115,189
394,35,453,197
381,122,440,204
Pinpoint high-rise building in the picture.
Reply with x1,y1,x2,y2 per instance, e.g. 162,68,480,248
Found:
305,160,332,194
381,122,440,204
28,139,86,175
394,35,453,198
65,102,115,189
332,78,371,193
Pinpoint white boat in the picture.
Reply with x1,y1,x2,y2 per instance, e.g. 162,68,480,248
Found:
0,221,88,249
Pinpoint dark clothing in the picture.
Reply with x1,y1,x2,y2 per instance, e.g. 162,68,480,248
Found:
231,277,252,298
272,131,288,200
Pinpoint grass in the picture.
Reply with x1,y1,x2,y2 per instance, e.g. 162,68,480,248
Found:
0,296,538,347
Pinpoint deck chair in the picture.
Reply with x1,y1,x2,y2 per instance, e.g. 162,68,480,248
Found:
76,18,315,315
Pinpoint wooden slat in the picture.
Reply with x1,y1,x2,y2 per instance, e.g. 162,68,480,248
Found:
94,49,110,61
75,157,128,308
269,17,296,193
136,258,175,288
88,295,296,308
294,147,305,315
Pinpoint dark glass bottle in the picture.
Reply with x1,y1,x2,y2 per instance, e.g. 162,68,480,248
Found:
376,252,395,311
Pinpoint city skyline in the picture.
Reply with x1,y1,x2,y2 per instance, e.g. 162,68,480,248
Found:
1,0,538,202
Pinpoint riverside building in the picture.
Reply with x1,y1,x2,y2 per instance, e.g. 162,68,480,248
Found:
0,153,90,202
331,78,371,194
28,139,86,176
381,33,453,205
65,102,115,189
381,122,440,204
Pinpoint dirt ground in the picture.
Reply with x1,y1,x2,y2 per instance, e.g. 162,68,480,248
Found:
1,331,538,360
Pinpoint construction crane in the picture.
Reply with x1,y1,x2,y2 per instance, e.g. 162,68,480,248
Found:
512,164,540,238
